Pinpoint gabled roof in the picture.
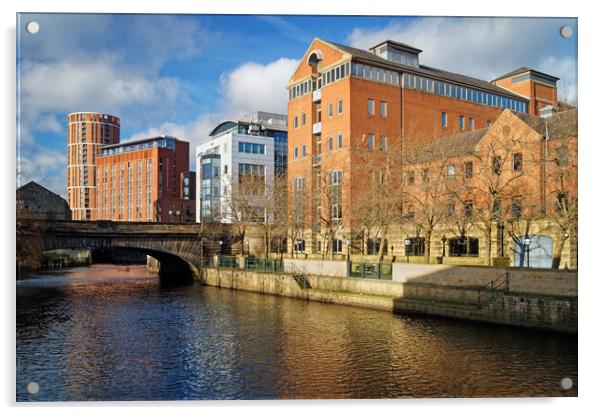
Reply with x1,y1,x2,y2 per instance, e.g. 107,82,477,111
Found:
491,66,560,82
408,128,490,164
17,181,67,202
324,40,529,100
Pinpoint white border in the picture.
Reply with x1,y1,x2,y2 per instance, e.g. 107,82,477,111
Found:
3,1,600,414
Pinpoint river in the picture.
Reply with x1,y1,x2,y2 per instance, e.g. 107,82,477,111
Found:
16,264,577,400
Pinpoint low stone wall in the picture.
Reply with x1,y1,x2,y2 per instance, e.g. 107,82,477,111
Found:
200,268,577,333
283,258,348,277
392,263,577,297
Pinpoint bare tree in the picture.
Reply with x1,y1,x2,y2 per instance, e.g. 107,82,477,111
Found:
445,122,539,266
404,148,451,264
288,176,308,258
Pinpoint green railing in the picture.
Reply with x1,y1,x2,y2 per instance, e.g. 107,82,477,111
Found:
349,262,392,280
245,257,284,273
218,255,239,269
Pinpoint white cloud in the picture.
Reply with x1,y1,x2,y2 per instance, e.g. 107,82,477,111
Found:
219,58,298,115
128,57,298,170
18,148,67,197
347,17,577,103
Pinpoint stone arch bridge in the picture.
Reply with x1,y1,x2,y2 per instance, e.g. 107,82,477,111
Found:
17,220,226,281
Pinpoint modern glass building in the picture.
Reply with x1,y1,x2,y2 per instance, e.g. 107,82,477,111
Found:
195,111,288,223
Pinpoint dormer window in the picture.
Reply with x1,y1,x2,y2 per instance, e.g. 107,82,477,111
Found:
369,40,421,68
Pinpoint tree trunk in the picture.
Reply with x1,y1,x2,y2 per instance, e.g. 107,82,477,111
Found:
376,228,387,264
424,229,432,264
552,231,568,269
484,224,492,267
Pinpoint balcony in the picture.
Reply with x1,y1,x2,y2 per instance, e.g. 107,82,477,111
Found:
312,89,321,102
312,122,322,135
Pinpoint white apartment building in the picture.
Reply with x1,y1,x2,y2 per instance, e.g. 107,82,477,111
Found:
195,112,287,223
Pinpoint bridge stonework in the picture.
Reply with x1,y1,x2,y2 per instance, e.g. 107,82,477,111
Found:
17,220,214,280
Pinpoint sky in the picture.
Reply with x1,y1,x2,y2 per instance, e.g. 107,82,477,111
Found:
16,14,577,198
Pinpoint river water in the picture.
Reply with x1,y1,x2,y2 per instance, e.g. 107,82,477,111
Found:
16,264,577,401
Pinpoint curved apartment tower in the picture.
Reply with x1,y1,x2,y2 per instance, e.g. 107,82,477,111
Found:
67,112,120,220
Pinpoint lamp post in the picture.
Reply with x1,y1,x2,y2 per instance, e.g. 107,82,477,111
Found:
218,239,223,254
346,239,351,277
441,235,447,257
524,237,531,268
247,240,251,257
405,238,411,264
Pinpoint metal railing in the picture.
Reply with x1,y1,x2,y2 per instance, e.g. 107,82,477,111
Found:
477,271,509,307
245,257,284,273
349,262,393,280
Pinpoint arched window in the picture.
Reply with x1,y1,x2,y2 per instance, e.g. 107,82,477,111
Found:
307,50,323,67
293,239,306,253
330,170,343,185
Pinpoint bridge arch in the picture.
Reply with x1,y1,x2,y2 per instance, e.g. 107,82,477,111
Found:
18,220,206,282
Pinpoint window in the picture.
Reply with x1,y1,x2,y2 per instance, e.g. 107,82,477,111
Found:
367,134,374,150
380,135,387,151
301,112,306,126
368,99,375,115
512,196,523,218
294,177,305,191
328,103,333,117
493,198,502,219
331,204,342,221
512,153,523,172
238,142,265,154
459,115,465,130
328,137,333,151
380,101,387,117
469,117,474,130
447,164,456,178
464,161,473,179
330,170,343,185
449,236,479,257
407,171,415,185
487,120,492,127
332,239,343,254
441,112,447,128
405,237,425,256
302,144,307,158
338,98,343,114
294,115,298,128
294,147,298,159
464,200,473,218
293,239,306,253
224,165,228,174
445,203,455,218
492,156,502,175
338,133,343,149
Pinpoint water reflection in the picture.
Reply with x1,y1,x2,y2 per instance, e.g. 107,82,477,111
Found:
17,265,577,401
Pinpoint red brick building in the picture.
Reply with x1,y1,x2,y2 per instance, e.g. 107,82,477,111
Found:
95,136,195,222
286,38,560,255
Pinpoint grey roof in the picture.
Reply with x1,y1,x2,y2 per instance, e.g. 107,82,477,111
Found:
514,109,577,140
100,135,181,150
17,181,67,202
407,109,577,164
491,66,560,82
369,39,422,54
327,40,529,100
407,128,490,163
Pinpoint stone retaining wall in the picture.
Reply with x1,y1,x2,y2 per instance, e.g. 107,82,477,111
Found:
200,268,577,333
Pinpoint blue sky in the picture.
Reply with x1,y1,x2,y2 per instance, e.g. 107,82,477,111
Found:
16,14,577,197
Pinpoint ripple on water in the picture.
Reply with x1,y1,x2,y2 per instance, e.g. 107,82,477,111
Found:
17,265,577,400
